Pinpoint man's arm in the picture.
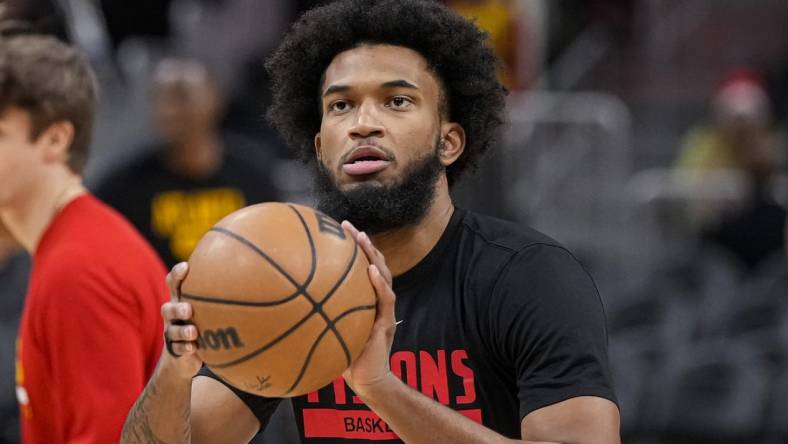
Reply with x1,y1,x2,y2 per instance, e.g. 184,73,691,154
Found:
356,373,618,444
521,397,619,443
341,222,620,444
122,355,192,444
121,263,259,444
122,363,260,444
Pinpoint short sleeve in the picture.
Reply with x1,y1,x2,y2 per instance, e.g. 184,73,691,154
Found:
197,366,282,430
489,244,617,419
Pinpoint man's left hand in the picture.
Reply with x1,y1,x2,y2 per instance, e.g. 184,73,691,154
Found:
340,220,398,396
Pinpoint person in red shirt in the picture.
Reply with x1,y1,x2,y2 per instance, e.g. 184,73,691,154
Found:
0,35,169,443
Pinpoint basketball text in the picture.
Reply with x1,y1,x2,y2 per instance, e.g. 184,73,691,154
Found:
244,374,272,392
198,327,245,350
315,212,346,240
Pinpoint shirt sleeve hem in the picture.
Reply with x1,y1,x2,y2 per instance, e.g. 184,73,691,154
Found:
519,386,619,420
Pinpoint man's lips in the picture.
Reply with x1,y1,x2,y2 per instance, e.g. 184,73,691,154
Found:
342,146,392,176
343,160,390,175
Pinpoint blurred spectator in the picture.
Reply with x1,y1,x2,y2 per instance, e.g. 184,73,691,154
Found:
677,70,782,174
676,69,786,270
95,58,282,268
0,34,167,442
0,222,28,444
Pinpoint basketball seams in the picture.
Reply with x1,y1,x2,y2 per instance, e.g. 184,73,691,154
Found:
285,303,377,395
285,319,336,395
320,241,360,312
205,309,316,368
282,241,366,393
195,204,375,397
209,227,305,291
181,291,304,307
286,204,319,295
200,240,362,369
287,205,353,367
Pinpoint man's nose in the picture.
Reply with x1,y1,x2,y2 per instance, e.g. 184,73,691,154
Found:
349,100,384,139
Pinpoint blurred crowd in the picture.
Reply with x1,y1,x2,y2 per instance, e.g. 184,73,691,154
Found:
1,0,787,443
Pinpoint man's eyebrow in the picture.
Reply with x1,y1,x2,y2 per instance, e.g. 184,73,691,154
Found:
322,79,419,97
322,84,350,97
381,79,419,90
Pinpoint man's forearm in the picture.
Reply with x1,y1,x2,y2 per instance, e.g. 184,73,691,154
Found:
121,361,193,444
356,374,552,444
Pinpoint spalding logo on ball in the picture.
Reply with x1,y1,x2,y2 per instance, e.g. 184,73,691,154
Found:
181,202,377,397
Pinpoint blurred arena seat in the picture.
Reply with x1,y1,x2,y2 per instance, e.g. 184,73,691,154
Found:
642,339,770,441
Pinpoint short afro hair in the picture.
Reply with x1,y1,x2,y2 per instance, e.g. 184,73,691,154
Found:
266,0,507,186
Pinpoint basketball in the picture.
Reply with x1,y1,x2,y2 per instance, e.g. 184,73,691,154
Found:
180,202,377,397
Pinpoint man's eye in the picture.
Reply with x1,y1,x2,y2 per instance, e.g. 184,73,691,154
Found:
329,101,351,113
388,96,413,110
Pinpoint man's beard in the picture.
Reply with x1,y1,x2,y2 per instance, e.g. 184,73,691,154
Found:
313,145,443,234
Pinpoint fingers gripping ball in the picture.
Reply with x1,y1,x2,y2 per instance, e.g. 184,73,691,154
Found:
181,203,376,397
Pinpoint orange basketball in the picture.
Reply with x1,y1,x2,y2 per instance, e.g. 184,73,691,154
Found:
181,202,376,397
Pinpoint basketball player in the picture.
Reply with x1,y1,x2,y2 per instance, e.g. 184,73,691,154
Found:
0,35,169,442
122,1,620,442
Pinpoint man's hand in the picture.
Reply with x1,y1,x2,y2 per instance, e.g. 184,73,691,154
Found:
160,262,203,378
340,221,398,395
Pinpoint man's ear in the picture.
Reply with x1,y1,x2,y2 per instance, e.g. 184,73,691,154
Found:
438,122,465,166
314,132,322,162
38,121,75,164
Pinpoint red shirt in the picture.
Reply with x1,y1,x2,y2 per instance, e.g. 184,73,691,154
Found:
16,194,168,443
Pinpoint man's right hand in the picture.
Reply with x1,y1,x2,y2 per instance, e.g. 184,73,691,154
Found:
160,262,203,378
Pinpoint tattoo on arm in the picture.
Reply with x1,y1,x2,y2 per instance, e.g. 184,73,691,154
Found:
121,377,190,444
179,402,191,443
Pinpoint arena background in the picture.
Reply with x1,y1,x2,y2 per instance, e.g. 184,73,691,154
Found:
1,0,787,443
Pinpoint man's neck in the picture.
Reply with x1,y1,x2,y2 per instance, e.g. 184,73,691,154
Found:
370,177,454,278
0,171,86,254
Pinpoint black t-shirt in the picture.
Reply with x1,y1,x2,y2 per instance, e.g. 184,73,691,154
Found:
94,142,280,268
199,208,617,442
